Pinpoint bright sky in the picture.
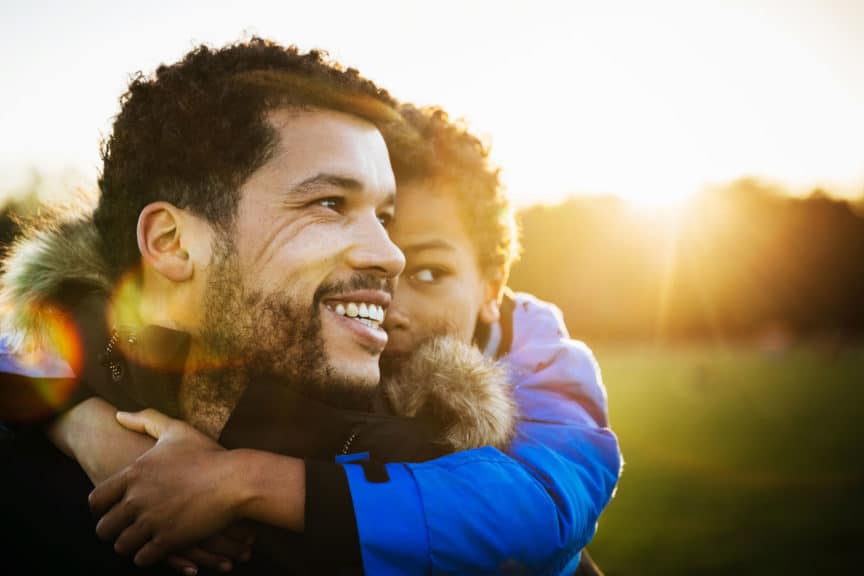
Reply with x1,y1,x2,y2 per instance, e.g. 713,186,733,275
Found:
1,0,862,207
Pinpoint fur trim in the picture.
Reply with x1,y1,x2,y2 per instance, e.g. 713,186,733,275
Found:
382,336,517,451
0,215,110,352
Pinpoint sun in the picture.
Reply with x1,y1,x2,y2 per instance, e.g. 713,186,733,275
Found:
609,172,705,216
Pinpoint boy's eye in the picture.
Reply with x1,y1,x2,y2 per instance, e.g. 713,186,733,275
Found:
411,268,442,284
377,212,393,227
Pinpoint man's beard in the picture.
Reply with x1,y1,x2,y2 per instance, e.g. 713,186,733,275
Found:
195,233,389,410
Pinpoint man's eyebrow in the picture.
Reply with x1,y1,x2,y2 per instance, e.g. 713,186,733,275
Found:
293,174,364,193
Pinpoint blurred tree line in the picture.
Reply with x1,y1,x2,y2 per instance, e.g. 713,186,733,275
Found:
0,195,33,248
0,172,50,247
510,179,864,344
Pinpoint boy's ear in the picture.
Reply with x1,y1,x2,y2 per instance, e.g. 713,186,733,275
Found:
136,202,194,282
478,266,508,325
478,295,501,325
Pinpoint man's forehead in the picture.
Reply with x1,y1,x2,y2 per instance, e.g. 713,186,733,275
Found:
266,107,382,149
261,107,395,194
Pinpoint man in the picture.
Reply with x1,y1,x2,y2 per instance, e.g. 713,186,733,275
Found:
1,39,619,574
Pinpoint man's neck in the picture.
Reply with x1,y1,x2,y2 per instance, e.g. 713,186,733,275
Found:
179,346,248,439
297,380,380,412
179,370,247,439
177,336,385,437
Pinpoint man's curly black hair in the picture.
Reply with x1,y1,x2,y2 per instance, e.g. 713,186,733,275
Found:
388,105,519,279
94,37,405,278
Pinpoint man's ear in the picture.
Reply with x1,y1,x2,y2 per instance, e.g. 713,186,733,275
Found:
478,265,509,325
137,202,194,282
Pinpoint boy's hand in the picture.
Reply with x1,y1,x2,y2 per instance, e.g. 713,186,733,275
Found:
89,409,251,568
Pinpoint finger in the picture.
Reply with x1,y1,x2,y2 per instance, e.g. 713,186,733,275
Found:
116,408,171,439
166,555,199,576
113,520,152,556
168,547,233,573
94,501,135,541
199,533,252,562
89,468,128,516
133,539,169,567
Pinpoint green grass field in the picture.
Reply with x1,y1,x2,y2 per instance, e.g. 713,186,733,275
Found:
587,344,864,575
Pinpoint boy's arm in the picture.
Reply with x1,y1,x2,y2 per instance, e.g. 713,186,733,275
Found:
344,426,619,575
46,397,155,485
0,333,155,485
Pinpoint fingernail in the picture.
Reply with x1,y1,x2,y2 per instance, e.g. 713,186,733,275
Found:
184,567,197,576
219,560,233,572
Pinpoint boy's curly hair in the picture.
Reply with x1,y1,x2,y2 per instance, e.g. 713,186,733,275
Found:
388,105,519,279
95,37,404,278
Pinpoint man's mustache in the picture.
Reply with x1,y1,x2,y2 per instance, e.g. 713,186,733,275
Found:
313,274,394,308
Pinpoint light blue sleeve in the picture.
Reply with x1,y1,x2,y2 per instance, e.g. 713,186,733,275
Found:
344,294,622,575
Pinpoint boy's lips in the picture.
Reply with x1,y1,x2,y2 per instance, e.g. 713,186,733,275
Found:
382,335,415,357
382,345,409,357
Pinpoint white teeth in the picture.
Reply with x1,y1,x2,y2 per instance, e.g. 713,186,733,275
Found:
331,302,385,325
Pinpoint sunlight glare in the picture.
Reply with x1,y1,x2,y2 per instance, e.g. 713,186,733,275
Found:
614,180,700,212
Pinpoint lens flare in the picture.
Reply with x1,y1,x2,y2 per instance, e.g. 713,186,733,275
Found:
0,306,82,421
106,268,243,373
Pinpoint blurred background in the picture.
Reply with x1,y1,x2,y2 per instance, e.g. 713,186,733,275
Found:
2,1,862,573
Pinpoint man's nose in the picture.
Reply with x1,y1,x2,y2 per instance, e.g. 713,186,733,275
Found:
346,214,406,278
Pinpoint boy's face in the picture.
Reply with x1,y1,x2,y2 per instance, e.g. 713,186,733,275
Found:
383,181,501,360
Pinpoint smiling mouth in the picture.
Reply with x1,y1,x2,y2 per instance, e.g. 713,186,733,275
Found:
326,301,386,330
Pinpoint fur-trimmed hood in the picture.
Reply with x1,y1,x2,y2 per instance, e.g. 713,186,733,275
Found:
383,336,515,452
0,214,110,353
0,216,515,451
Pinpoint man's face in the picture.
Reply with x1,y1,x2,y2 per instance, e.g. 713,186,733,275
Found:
198,108,404,393
383,182,497,361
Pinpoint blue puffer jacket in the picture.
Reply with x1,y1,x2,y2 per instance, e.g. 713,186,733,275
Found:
343,292,622,575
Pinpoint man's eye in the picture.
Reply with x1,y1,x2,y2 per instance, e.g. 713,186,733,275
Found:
316,197,343,210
